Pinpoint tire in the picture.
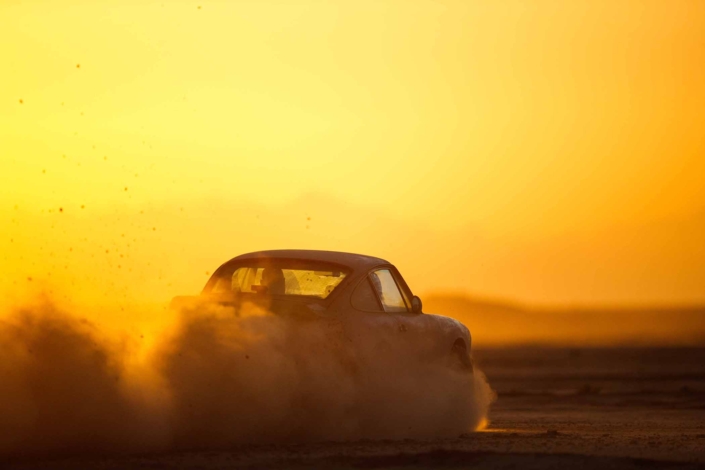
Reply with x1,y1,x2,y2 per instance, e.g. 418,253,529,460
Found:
451,339,474,373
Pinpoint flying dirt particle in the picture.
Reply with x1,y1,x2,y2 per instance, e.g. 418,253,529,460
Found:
124,187,128,191
27,277,32,281
307,217,311,221
80,112,84,116
104,156,107,161
76,64,80,68
19,99,23,104
59,207,63,213
245,355,249,359
306,225,310,229
105,250,109,254
42,169,46,174
81,205,85,209
197,5,201,9
152,227,156,231
205,271,210,276
61,102,64,106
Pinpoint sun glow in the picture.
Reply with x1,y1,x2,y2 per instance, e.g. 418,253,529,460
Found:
2,0,704,312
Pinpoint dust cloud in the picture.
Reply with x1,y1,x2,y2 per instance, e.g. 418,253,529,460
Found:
0,296,494,458
0,299,169,457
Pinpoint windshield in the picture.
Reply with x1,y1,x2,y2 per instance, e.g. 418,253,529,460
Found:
211,261,349,299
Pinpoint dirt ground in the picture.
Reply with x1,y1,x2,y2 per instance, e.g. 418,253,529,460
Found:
4,347,705,469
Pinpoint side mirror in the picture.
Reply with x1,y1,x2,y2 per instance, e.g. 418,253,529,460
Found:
411,295,423,313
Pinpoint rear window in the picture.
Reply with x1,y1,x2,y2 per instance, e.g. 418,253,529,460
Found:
211,261,349,299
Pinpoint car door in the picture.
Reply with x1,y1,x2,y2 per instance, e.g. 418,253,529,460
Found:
343,266,435,367
368,267,441,356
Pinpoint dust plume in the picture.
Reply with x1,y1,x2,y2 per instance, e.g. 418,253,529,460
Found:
0,296,494,457
160,300,494,447
0,298,169,457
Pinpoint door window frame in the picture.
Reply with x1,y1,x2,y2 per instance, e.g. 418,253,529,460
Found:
350,265,417,314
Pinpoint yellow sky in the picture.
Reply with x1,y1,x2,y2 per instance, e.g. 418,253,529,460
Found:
2,0,704,307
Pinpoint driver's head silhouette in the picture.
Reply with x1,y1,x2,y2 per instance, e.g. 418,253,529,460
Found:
260,267,285,295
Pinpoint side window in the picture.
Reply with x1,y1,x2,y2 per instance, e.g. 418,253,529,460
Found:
351,277,383,312
370,269,408,313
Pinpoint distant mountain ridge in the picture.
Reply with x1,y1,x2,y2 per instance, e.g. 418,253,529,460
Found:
424,293,705,347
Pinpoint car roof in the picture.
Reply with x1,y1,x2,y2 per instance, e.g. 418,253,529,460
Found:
226,249,390,272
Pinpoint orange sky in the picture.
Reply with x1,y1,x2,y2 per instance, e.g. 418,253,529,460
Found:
2,0,704,308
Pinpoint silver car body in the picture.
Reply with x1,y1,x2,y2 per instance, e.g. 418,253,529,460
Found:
173,250,473,371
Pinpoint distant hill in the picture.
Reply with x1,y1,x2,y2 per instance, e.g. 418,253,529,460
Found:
423,293,705,347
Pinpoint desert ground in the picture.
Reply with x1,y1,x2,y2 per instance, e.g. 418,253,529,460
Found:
4,346,704,470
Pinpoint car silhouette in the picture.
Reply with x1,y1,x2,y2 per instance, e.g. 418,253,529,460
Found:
172,250,473,372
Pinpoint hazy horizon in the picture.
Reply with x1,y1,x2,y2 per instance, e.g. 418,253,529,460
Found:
3,194,704,307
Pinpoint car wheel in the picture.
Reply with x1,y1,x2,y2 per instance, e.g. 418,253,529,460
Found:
451,339,474,373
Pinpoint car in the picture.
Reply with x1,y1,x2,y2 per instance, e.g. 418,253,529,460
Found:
171,249,473,373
